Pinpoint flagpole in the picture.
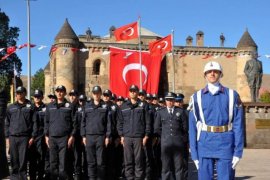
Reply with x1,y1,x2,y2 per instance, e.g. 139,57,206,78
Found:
26,0,31,99
13,63,17,103
138,17,142,90
171,29,175,92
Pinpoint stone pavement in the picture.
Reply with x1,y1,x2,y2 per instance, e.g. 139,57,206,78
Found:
3,148,270,179
188,149,270,180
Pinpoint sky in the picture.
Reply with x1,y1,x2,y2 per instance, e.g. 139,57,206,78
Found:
1,0,270,75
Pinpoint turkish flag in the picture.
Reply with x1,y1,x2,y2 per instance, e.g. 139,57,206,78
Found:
149,35,172,56
114,22,138,41
7,46,17,54
110,46,162,97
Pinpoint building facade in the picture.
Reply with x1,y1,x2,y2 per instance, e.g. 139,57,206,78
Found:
44,19,258,102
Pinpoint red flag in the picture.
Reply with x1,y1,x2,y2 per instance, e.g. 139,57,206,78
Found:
179,53,187,59
7,46,17,54
114,21,138,41
71,48,79,52
149,35,172,55
202,54,212,59
50,46,57,53
110,47,162,97
28,43,36,48
225,54,233,58
18,44,28,49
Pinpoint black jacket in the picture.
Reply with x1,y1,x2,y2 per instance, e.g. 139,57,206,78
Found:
33,103,46,139
81,100,111,137
5,99,36,137
45,99,76,137
117,100,151,138
154,106,188,143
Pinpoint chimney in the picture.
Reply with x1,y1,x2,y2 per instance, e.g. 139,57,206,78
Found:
196,31,204,46
109,26,116,38
186,36,193,46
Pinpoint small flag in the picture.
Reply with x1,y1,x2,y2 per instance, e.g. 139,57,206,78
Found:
0,48,4,52
38,45,47,50
114,21,138,41
265,55,270,59
7,46,17,54
149,35,172,56
202,54,212,59
71,48,79,52
80,48,89,52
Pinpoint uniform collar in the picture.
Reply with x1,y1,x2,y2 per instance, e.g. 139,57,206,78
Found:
202,84,225,94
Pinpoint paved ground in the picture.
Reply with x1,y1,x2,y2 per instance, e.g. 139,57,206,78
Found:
188,149,270,180
3,149,270,179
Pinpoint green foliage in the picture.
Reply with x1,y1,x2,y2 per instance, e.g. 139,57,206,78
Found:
0,9,22,81
260,91,270,103
0,74,11,100
31,68,45,95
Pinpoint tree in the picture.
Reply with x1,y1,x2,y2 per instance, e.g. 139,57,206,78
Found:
0,9,22,84
260,90,270,103
31,68,45,95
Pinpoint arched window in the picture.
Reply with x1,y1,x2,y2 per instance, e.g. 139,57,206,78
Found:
93,59,101,75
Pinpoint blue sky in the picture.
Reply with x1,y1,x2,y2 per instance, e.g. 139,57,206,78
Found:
1,0,270,75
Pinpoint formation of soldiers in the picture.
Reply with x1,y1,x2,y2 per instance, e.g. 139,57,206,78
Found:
4,84,189,180
3,61,244,180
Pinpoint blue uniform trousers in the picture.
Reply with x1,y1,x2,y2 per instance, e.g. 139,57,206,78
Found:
198,157,235,180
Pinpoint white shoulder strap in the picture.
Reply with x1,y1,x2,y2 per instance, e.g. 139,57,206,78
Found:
196,90,206,124
229,89,234,125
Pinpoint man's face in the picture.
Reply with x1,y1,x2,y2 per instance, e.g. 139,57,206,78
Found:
102,95,110,102
69,95,77,103
165,99,175,108
116,100,123,106
92,92,101,101
174,101,184,108
33,96,43,104
129,90,138,100
79,100,85,106
56,90,66,100
138,95,145,101
152,99,158,105
16,92,26,101
205,70,221,84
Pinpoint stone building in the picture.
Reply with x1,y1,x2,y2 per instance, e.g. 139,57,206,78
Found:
44,19,258,102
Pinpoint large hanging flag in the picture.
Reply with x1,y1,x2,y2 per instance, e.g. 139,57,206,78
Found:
114,21,138,41
149,35,172,56
110,46,162,97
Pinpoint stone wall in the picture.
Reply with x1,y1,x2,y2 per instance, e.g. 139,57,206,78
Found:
244,103,270,148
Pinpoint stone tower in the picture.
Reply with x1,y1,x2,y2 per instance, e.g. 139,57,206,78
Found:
49,19,79,93
236,29,258,102
196,31,204,46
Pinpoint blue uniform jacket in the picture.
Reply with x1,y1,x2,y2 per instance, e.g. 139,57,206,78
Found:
189,85,244,160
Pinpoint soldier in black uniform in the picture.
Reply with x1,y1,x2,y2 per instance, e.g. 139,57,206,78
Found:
81,86,111,180
69,89,79,104
29,89,47,180
0,88,9,179
5,86,36,180
73,94,87,180
45,85,77,180
47,93,56,103
116,96,124,107
117,85,151,180
158,97,165,107
154,92,188,180
174,93,189,180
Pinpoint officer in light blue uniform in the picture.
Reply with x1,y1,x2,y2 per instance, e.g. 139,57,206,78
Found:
188,61,244,180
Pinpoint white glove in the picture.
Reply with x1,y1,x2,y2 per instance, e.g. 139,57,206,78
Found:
194,160,199,170
232,156,240,169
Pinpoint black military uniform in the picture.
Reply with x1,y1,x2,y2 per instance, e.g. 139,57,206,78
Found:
154,92,188,180
117,85,151,180
175,93,189,180
81,86,112,180
45,85,77,179
73,94,87,180
5,86,36,180
0,88,9,179
29,90,47,180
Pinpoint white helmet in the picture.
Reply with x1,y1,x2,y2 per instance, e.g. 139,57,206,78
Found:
203,61,223,76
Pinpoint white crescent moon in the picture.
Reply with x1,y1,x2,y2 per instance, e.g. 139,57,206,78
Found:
161,41,168,49
124,27,134,36
122,63,148,85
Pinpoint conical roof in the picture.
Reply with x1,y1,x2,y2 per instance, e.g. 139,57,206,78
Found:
55,19,78,40
237,30,257,48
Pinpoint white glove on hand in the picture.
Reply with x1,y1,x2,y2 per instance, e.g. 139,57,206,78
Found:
232,156,240,169
194,160,199,170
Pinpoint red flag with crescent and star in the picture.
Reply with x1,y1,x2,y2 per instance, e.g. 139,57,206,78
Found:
114,21,138,41
149,35,172,56
109,46,162,97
